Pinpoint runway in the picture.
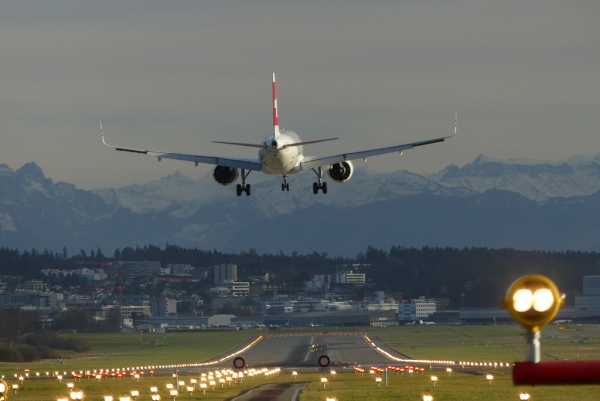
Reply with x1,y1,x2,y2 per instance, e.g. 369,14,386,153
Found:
232,333,409,369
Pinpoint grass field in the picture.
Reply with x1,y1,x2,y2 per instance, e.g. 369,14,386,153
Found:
2,325,600,400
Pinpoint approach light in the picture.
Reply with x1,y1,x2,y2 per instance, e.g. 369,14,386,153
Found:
501,275,564,333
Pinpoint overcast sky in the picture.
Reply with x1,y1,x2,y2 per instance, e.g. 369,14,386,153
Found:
1,1,599,190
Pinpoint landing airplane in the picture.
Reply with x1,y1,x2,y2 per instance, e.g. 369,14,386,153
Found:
102,73,454,196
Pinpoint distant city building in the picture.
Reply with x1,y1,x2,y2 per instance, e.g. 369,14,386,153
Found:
214,263,238,284
23,280,46,291
0,292,62,309
137,314,235,330
116,261,161,281
574,276,600,318
398,296,437,321
40,268,107,281
218,280,250,297
177,296,203,315
151,298,177,316
168,264,194,275
340,271,366,287
121,295,150,306
306,271,366,291
103,305,151,321
432,298,450,311
263,310,397,327
363,300,399,311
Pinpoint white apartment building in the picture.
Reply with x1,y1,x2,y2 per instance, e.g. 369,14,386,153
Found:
219,280,250,297
306,270,366,290
398,296,437,321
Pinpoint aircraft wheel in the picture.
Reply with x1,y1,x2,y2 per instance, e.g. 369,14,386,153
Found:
236,184,242,196
313,182,319,194
245,184,251,196
322,182,328,194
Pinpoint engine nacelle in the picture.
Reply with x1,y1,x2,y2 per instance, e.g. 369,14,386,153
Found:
212,165,239,186
327,161,354,183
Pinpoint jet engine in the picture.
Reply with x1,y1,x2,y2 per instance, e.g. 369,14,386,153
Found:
212,165,239,186
327,161,354,183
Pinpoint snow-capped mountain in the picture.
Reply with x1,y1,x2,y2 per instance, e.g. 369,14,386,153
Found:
92,151,600,218
2,152,600,256
431,153,600,202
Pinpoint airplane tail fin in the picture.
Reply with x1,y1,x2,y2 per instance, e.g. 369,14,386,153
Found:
273,72,280,138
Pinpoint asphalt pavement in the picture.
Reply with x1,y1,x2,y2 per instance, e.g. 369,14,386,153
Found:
233,333,406,369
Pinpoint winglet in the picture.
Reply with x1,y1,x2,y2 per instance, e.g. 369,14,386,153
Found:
272,72,280,138
99,123,149,154
100,122,111,147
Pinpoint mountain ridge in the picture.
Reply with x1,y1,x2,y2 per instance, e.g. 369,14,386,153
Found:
1,153,600,256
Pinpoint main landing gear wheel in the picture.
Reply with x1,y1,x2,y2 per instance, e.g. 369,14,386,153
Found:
236,184,251,196
313,182,327,194
311,166,328,194
236,168,252,196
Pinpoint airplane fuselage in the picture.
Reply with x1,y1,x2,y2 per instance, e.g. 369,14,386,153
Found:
259,130,304,175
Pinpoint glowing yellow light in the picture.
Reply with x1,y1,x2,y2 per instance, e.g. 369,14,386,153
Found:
513,289,533,312
501,274,564,332
533,289,554,312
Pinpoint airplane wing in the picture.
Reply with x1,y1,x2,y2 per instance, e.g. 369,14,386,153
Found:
101,124,263,172
299,135,451,171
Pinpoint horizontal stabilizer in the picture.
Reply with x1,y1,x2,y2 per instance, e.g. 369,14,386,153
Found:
211,141,267,149
283,138,339,148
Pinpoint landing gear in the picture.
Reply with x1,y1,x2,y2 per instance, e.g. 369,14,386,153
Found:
281,175,290,191
236,169,252,196
236,184,251,196
311,167,328,194
312,182,327,194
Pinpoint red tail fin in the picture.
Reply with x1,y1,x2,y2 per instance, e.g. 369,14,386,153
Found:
273,73,280,138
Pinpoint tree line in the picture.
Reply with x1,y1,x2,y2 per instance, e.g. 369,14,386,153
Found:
1,244,599,308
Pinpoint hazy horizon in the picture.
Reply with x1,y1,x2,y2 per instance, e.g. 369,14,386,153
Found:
2,1,598,190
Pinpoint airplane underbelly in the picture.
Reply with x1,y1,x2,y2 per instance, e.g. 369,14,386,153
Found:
261,149,298,174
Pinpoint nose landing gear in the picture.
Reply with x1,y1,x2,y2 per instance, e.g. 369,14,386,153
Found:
281,175,290,191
